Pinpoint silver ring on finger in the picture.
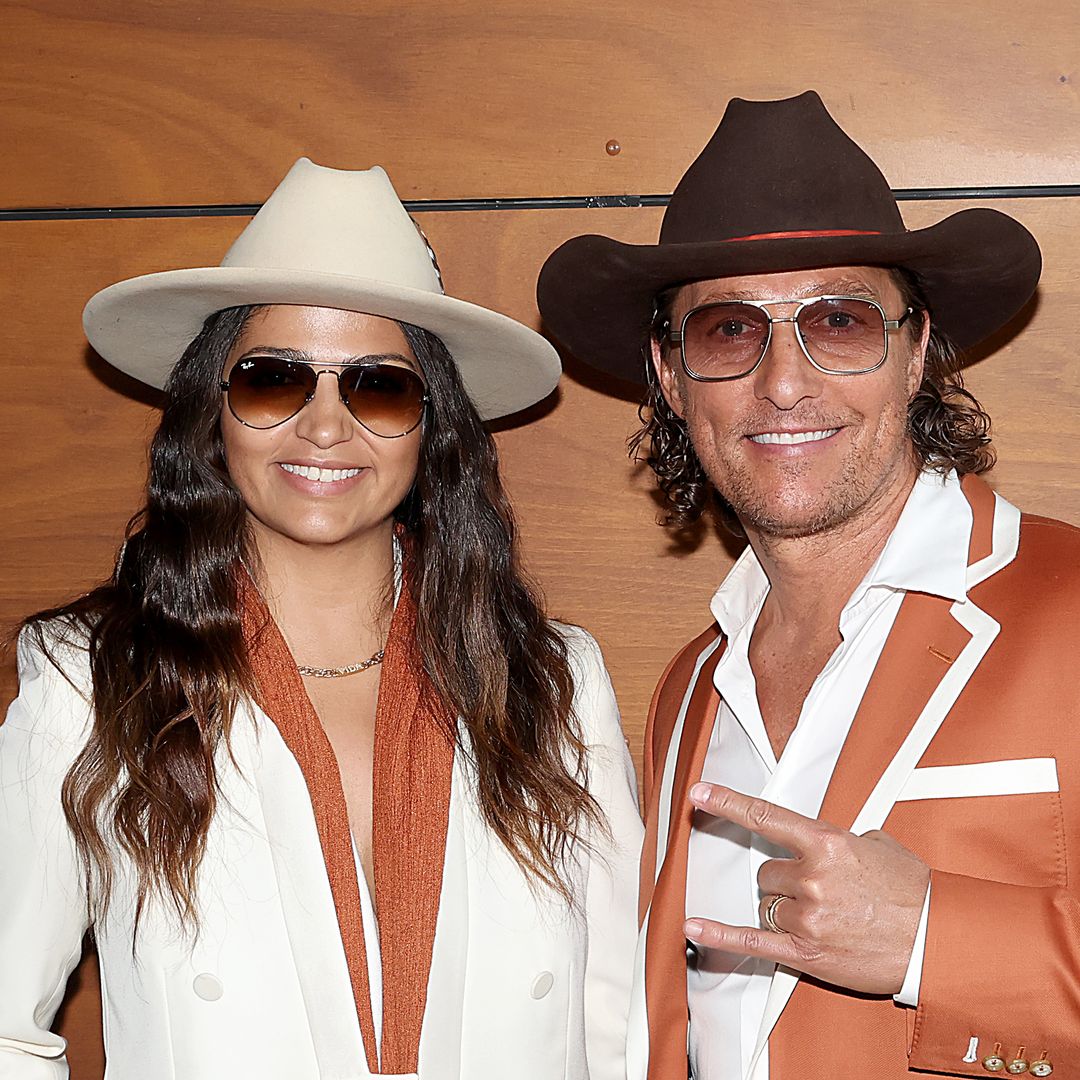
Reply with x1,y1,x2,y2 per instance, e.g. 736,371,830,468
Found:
762,893,792,935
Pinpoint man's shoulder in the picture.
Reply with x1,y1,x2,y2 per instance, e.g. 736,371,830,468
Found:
1020,511,1080,540
1015,510,1080,569
975,510,1080,620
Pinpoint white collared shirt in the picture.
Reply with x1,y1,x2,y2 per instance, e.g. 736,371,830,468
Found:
685,469,972,1080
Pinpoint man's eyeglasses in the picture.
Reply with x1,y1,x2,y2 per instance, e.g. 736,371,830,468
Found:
220,355,428,438
662,295,914,381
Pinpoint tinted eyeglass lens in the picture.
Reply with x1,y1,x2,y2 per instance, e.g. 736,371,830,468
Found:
340,364,426,437
797,298,887,371
226,356,315,428
683,303,772,378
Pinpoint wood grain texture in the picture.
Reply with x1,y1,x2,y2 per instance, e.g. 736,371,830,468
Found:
2,198,1079,1077
2,0,1079,207
4,197,1080,757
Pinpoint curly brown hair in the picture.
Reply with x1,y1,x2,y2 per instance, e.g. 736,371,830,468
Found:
630,268,994,531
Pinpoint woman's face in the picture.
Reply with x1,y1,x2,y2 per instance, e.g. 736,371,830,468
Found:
220,304,423,550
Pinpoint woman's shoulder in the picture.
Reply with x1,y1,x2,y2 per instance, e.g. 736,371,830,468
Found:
552,619,600,655
550,622,622,742
552,620,608,682
17,614,93,673
551,622,642,834
6,617,94,745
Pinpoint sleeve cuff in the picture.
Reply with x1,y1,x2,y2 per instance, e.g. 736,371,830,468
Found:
894,881,931,1007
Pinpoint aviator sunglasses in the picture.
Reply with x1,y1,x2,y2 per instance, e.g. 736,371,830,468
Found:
220,354,428,438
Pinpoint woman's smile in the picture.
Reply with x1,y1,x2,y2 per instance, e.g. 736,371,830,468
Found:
277,459,371,491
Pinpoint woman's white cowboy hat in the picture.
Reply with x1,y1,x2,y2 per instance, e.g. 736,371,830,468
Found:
83,158,560,420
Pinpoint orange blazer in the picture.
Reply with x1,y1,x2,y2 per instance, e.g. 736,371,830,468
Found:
631,474,1080,1080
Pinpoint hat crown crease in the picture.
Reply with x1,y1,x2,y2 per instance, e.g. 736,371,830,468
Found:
220,159,444,294
660,91,906,245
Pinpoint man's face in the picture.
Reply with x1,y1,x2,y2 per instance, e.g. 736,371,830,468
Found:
652,266,929,540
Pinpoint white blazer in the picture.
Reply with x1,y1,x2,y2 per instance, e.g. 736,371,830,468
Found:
0,624,643,1080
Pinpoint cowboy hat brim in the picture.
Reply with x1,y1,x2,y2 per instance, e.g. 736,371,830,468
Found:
85,266,561,421
536,206,1041,384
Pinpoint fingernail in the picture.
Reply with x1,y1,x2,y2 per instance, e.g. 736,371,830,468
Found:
690,783,711,803
685,919,705,939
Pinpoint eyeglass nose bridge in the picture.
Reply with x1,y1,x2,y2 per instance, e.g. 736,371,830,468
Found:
754,312,819,377
306,367,355,410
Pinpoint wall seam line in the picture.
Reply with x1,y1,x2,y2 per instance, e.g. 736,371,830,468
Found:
3,185,1080,221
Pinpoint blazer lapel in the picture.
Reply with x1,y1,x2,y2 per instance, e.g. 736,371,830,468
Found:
832,475,1013,840
748,475,1015,1071
640,637,725,1080
416,752,469,1080
820,591,975,831
250,705,372,1079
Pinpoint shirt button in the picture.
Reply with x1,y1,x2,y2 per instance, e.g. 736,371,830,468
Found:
192,973,224,1001
530,972,554,999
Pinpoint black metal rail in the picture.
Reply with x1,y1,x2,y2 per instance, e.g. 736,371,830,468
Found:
3,185,1079,222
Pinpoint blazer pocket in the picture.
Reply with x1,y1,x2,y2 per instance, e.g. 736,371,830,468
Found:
896,757,1058,801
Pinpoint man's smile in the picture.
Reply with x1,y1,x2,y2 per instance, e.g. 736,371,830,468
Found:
746,428,840,446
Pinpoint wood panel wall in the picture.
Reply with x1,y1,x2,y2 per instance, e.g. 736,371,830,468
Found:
3,1,1079,1075
5,0,1080,205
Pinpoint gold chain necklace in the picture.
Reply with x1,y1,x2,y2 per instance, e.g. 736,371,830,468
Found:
297,648,385,679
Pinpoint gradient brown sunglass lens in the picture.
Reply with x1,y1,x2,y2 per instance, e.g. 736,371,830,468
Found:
340,364,426,438
226,356,317,428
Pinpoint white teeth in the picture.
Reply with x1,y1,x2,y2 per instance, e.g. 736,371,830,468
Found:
748,429,839,445
280,463,362,482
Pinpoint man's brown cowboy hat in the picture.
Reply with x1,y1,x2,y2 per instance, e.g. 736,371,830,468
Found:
536,90,1041,384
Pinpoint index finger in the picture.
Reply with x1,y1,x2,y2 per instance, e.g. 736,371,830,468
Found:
689,783,833,856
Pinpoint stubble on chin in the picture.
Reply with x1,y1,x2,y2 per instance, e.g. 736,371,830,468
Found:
720,454,868,539
699,403,914,542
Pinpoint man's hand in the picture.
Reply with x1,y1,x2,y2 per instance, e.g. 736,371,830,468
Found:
684,783,930,996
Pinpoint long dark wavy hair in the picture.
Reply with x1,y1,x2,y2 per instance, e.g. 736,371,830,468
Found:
631,268,995,529
27,305,599,925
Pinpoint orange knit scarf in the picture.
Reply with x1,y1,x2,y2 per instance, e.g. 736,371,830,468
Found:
240,571,455,1075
